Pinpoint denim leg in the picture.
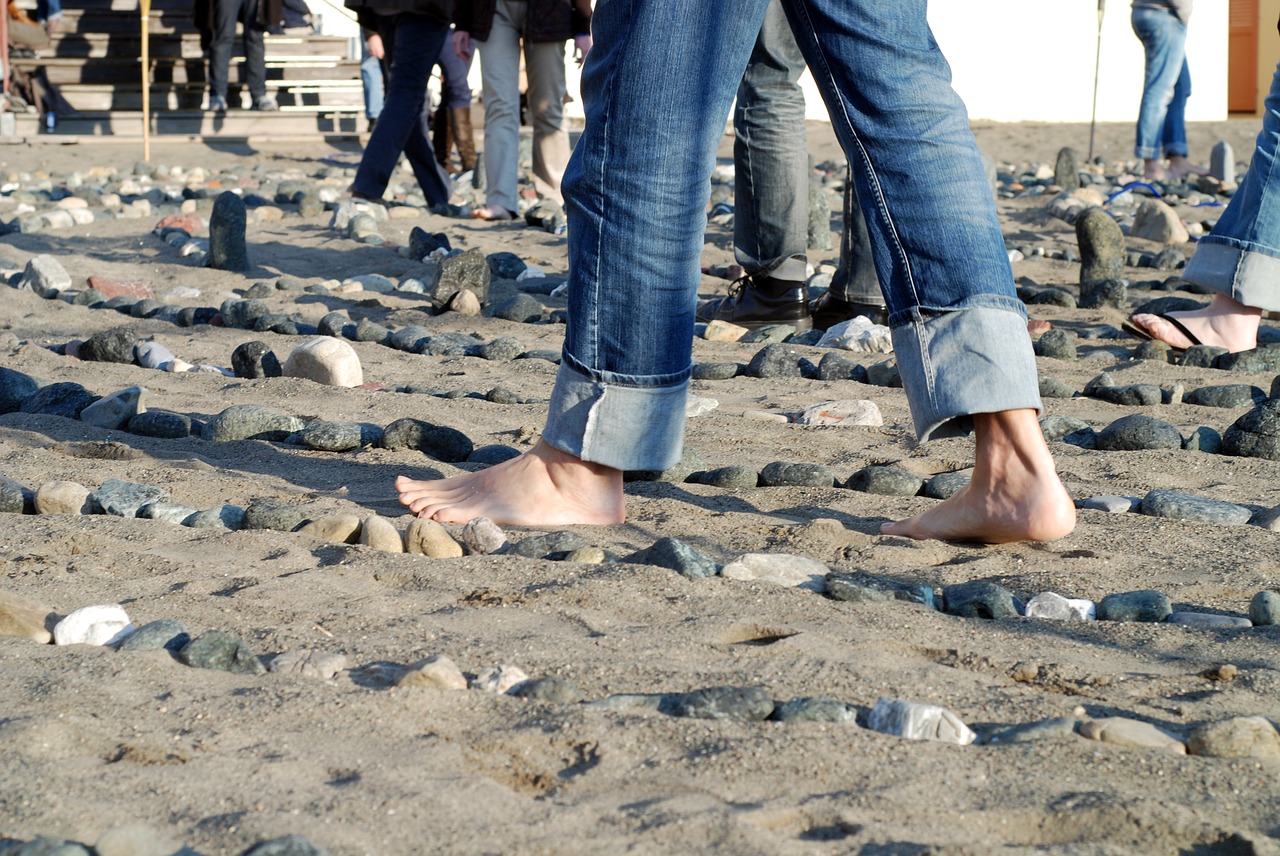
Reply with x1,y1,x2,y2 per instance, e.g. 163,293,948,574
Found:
1131,7,1188,160
360,30,385,120
208,0,244,100
1183,61,1280,312
733,0,810,276
828,168,883,304
437,34,473,109
351,14,450,204
241,0,267,101
1160,58,1191,157
477,1,524,214
780,0,1038,439
544,0,770,470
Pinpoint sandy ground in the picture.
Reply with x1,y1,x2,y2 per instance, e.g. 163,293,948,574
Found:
1,118,1279,856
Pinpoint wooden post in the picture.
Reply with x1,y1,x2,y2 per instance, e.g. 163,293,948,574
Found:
141,0,152,159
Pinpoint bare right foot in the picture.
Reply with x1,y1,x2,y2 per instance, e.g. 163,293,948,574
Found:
394,439,625,526
1129,294,1262,353
470,204,516,222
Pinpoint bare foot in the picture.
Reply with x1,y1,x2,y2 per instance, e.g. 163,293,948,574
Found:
1142,159,1171,181
1166,155,1207,178
395,439,625,526
1129,294,1261,353
880,409,1076,544
470,204,516,221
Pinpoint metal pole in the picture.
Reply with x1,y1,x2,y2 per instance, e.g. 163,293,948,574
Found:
141,0,152,160
1088,0,1106,162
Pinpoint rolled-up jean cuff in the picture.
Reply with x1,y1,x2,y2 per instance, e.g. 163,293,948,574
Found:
1183,241,1280,312
892,305,1042,442
541,359,688,471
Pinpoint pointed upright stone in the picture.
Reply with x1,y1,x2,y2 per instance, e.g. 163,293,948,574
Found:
1054,146,1080,190
1076,206,1125,283
1210,140,1234,184
209,190,250,272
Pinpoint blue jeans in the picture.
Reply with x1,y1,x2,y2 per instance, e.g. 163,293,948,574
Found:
1132,7,1190,160
1183,61,1280,312
436,33,473,110
543,0,1038,471
351,13,451,205
360,29,385,121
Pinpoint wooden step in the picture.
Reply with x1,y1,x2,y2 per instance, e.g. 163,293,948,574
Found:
25,57,362,86
19,107,363,138
19,33,352,61
52,81,365,112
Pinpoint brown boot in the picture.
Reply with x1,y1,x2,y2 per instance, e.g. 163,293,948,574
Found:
433,100,452,172
450,106,478,174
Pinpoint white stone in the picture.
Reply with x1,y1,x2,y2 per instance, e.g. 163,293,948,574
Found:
69,209,95,226
868,698,976,745
1025,591,1096,621
283,337,364,387
269,649,349,681
686,395,719,418
516,264,546,280
1131,198,1190,245
397,654,468,690
1079,495,1139,514
359,515,404,552
80,386,147,429
22,254,72,296
720,553,828,592
796,399,883,427
34,481,91,515
1079,717,1186,754
53,604,132,646
462,517,509,555
341,273,397,293
816,315,893,354
135,341,177,370
470,664,530,693
703,320,749,342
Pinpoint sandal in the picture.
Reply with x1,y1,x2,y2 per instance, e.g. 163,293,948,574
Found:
1121,313,1203,351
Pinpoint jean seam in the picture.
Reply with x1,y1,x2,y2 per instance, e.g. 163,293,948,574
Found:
913,312,938,417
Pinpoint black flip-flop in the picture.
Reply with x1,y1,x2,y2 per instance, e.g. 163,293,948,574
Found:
1121,313,1203,351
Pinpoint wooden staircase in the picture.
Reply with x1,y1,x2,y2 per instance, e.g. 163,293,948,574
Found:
6,0,365,140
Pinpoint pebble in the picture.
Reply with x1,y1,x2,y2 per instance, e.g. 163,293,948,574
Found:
565,546,608,564
185,504,246,530
90,479,168,517
269,649,349,681
1033,328,1077,360
240,835,331,856
1184,384,1266,409
1209,140,1235,185
685,394,719,418
1054,146,1080,190
720,553,828,592
2,837,93,856
470,664,530,693
242,497,312,532
1096,589,1172,622
745,343,806,379
79,385,146,430
1216,344,1280,373
984,717,1081,745
115,618,189,652
22,253,73,295
1166,611,1252,629
381,418,474,462
0,475,28,513
1079,278,1128,310
1138,489,1252,526
208,190,250,271
845,465,923,496
659,686,775,721
178,631,267,675
1222,398,1280,459
21,381,100,419
703,320,749,342
1249,591,1280,625
432,248,491,309
53,604,132,646
772,696,858,724
231,341,282,378
404,517,464,558
1075,206,1125,282
588,693,666,713
795,399,882,427
139,501,201,525
1131,198,1190,245
758,461,837,488
1182,426,1222,453
1025,591,1096,621
1187,716,1280,761
868,698,976,745
1077,495,1138,514
397,654,468,690
1078,717,1185,754
815,352,866,382
0,366,41,413
93,823,184,856
509,676,584,704
476,336,525,362
625,537,718,580
282,337,363,387
511,530,590,559
461,517,510,555
467,444,522,466
1180,343,1229,368
942,581,1020,619
297,513,362,544
1095,414,1184,452
134,340,176,370
359,515,404,552
300,420,363,452
1086,380,1164,409
34,481,91,515
0,590,55,643
79,328,139,364
922,470,971,500
698,465,759,489
204,404,304,442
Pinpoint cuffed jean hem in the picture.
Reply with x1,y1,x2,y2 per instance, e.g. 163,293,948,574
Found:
892,305,1042,442
1183,240,1280,313
541,359,688,472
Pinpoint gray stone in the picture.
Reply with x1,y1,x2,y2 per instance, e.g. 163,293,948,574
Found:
79,328,139,364
139,501,201,524
20,382,99,420
759,461,837,488
825,575,894,603
1054,147,1080,190
720,553,828,591
461,517,510,555
92,823,185,856
231,341,282,379
239,835,330,856
115,619,189,651
1034,328,1078,360
466,444,522,466
660,686,775,721
128,410,191,439
1184,384,1266,409
772,696,857,724
1139,489,1252,526
699,465,759,489
1132,199,1189,245
91,479,168,518
816,352,865,382
1134,339,1174,363
865,359,901,387
317,311,352,338
1076,207,1126,283
408,226,451,260
476,336,525,361
389,325,432,352
242,497,311,532
922,470,970,500
693,362,741,381
352,318,390,344
1183,426,1222,454
300,420,363,452
1210,140,1235,184
185,504,245,530
1,837,93,856
985,717,1081,745
1166,611,1251,629
1188,716,1280,761
746,343,805,379
625,537,718,580
0,366,41,413
1028,287,1078,308
845,465,923,497
1096,414,1184,452
1223,399,1280,459
509,676,584,704
511,530,590,559
80,386,145,430
1215,345,1280,373
1249,591,1280,625
487,250,525,279
178,630,266,675
807,176,831,251
22,254,72,295
1078,495,1139,513
1089,382,1164,407
587,693,666,712
1180,344,1229,368
209,191,250,271
1041,415,1092,442
868,698,976,744
487,293,544,323
204,404,303,442
219,298,270,330
1097,589,1172,622
942,580,1020,619
431,248,490,309
418,331,481,356
381,417,473,462
0,474,28,514
1078,278,1129,310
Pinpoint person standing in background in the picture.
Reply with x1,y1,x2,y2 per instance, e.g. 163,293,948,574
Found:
197,0,282,112
1131,0,1200,180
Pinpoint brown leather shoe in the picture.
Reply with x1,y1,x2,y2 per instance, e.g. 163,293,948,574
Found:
809,291,887,329
696,272,812,331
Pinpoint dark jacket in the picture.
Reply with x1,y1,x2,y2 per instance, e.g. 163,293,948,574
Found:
343,0,457,30
454,0,591,43
194,0,285,50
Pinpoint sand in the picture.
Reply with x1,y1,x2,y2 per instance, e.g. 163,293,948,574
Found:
1,118,1279,856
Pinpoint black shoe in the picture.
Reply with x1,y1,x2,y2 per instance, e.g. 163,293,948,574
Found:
809,291,887,329
696,272,812,331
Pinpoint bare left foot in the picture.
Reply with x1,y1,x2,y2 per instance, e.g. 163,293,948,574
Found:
881,409,1076,544
1166,155,1207,178
1129,294,1261,353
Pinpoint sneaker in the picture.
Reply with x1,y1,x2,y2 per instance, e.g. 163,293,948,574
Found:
253,96,279,112
696,257,812,331
808,291,887,329
208,94,228,113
